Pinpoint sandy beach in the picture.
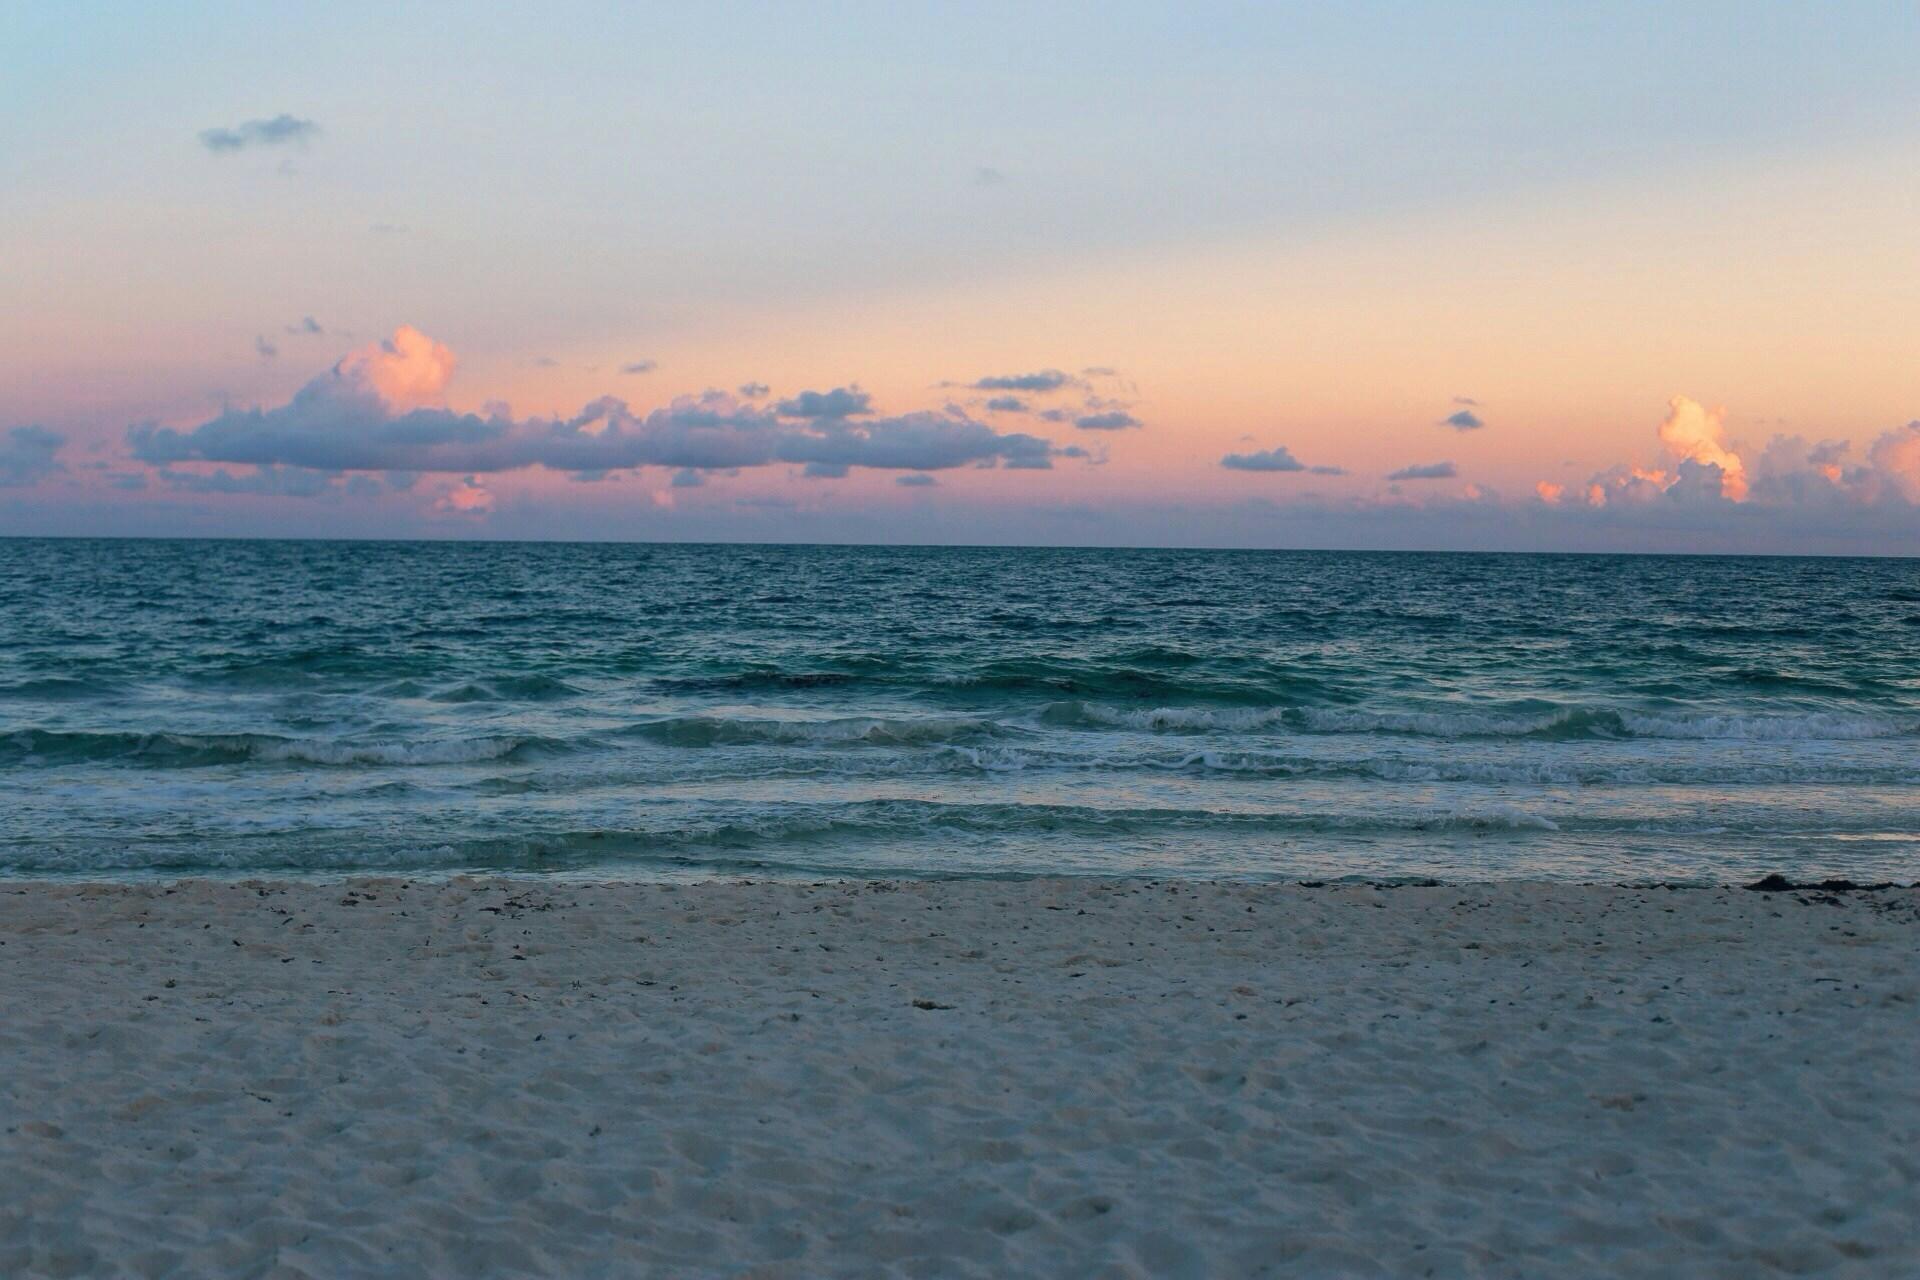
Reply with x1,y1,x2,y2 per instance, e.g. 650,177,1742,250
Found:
2,877,1915,1278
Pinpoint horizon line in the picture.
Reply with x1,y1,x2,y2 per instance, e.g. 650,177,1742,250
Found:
1,533,1913,562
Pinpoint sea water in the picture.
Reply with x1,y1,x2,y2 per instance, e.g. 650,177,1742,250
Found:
3,539,1917,882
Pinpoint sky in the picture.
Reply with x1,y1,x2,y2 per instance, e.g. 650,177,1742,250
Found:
4,1,1920,552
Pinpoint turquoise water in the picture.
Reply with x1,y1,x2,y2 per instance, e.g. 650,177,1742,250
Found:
3,539,1918,882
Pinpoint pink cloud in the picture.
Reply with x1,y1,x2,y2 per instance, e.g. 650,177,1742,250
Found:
1655,396,1746,500
434,476,494,515
1554,398,1920,515
1868,422,1920,502
335,326,457,411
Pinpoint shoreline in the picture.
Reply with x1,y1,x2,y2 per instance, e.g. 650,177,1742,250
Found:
5,877,1916,1276
4,870,1913,889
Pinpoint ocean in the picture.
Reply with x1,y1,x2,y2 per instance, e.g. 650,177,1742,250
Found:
3,538,1917,882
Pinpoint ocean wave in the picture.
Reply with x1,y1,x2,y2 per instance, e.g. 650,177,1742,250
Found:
425,674,583,703
0,676,131,701
1040,701,1580,737
0,728,556,768
649,665,891,694
1043,702,1294,733
616,713,1009,748
1298,706,1593,737
1613,710,1910,740
654,671,866,693
242,736,546,765
184,647,435,688
0,800,1574,874
589,799,1574,843
938,658,1328,704
1041,701,1584,738
404,740,1920,789
1046,701,1917,742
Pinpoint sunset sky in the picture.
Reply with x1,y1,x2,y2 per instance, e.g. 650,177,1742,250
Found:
5,2,1920,552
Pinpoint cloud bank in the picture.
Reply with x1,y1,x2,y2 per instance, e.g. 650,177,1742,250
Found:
129,328,1068,482
18,333,1916,554
1531,396,1920,531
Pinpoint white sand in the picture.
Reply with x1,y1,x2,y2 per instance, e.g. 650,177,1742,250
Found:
1,878,1915,1278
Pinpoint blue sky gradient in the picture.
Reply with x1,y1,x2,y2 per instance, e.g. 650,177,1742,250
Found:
5,3,1920,549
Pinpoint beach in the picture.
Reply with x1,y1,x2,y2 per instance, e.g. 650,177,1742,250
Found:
2,878,1915,1277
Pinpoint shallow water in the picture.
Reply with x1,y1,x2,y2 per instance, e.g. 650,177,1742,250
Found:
4,539,1918,881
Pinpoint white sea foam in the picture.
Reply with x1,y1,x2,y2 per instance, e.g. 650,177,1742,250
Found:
237,736,534,766
1298,707,1577,737
1616,711,1910,740
1054,703,1293,733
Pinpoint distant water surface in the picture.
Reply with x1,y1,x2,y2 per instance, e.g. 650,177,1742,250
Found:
3,539,1918,882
